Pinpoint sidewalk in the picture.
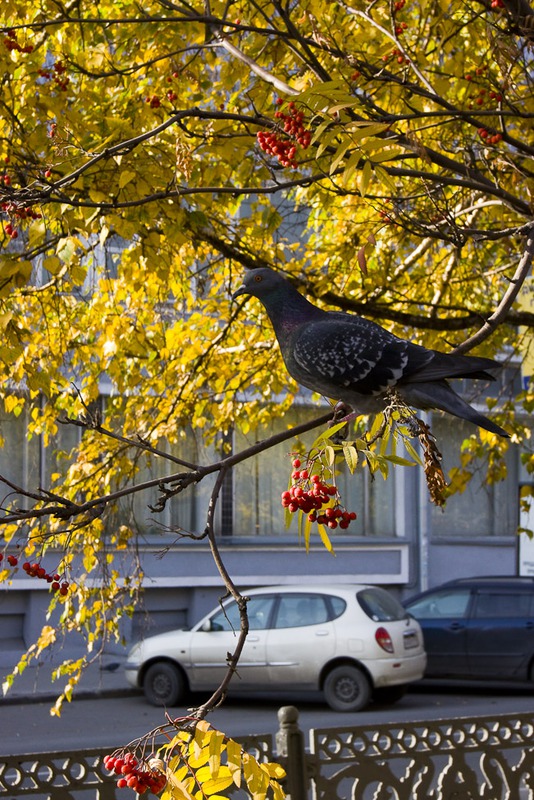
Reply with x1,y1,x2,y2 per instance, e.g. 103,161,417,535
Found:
1,656,138,705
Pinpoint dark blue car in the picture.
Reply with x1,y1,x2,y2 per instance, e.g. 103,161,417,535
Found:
404,577,534,681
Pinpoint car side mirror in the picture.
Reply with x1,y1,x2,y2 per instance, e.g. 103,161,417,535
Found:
200,620,213,632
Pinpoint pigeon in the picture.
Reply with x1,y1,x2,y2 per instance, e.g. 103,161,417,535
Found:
232,267,509,438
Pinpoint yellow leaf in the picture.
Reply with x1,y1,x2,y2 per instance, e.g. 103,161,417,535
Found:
260,762,286,780
343,444,359,474
226,738,242,788
317,523,335,555
194,765,233,795
359,160,373,197
208,729,225,779
43,256,62,275
118,170,137,189
165,771,196,800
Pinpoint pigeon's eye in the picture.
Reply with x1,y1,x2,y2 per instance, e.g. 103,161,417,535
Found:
254,274,263,283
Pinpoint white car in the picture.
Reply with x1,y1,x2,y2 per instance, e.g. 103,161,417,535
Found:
124,584,426,712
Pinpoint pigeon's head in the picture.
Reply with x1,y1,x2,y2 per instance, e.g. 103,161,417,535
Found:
232,268,289,303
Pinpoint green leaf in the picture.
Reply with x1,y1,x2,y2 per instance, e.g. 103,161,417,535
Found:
385,454,417,466
403,440,423,466
311,421,347,447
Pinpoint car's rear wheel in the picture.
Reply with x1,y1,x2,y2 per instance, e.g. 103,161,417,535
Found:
373,685,407,705
323,664,371,712
143,662,185,706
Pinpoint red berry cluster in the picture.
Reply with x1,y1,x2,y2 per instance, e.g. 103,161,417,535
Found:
382,47,409,65
2,200,42,241
463,66,505,144
37,60,70,92
3,29,34,54
379,199,396,225
145,71,180,109
394,21,409,35
20,560,71,595
491,0,504,8
257,100,311,168
477,127,502,144
393,0,406,9
281,459,357,529
104,753,167,795
0,553,19,567
3,222,18,240
464,67,504,109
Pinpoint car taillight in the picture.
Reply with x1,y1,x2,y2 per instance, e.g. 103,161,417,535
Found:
375,626,394,653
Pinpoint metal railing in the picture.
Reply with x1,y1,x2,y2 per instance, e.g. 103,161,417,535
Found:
1,708,533,800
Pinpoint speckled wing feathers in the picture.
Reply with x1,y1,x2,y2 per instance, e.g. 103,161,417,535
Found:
290,316,434,395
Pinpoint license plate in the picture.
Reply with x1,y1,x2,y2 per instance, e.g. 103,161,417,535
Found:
403,630,419,649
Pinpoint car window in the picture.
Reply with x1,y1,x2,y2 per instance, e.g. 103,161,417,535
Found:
473,591,533,618
329,595,347,620
209,596,275,631
273,594,330,628
407,589,471,619
357,587,406,622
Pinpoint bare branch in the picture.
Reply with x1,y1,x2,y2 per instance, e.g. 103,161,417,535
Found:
452,225,534,354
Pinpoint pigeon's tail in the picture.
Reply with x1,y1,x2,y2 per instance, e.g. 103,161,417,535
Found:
400,381,510,438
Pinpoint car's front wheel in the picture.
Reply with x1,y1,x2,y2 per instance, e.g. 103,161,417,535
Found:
323,664,371,712
143,661,185,706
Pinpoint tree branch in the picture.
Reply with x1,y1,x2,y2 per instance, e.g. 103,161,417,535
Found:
452,225,534,354
0,409,335,526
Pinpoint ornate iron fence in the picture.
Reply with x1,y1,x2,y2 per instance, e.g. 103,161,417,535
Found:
1,709,533,800
309,713,534,800
0,736,274,800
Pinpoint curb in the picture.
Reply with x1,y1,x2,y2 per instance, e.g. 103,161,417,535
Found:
2,687,140,705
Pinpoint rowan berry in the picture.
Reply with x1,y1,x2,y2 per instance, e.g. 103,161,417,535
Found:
257,102,311,168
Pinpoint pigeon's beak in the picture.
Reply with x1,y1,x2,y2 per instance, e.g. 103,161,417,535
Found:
231,283,248,301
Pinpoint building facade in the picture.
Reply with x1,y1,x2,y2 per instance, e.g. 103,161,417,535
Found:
0,360,525,668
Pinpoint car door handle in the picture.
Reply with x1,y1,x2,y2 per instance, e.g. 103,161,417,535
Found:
448,622,465,631
315,630,329,636
248,635,260,642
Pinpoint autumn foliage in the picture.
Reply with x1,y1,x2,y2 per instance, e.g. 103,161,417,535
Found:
0,1,533,790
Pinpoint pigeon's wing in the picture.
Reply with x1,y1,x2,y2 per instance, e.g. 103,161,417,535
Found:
400,350,500,383
291,316,433,395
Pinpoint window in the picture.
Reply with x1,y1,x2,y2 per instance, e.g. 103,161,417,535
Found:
408,588,471,619
473,591,534,618
273,594,330,628
430,417,517,538
209,595,276,631
0,404,40,493
232,405,396,537
329,595,347,619
357,587,407,622
119,423,217,539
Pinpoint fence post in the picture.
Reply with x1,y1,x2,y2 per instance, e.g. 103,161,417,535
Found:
275,706,310,800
